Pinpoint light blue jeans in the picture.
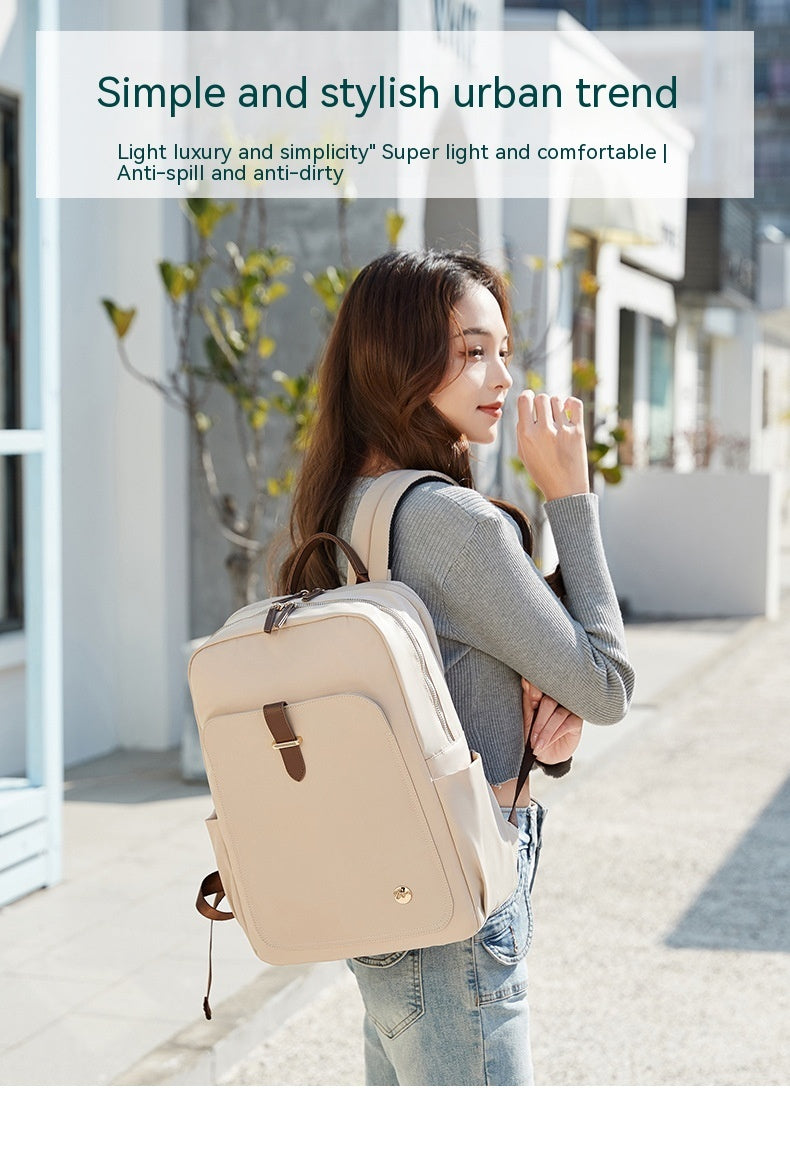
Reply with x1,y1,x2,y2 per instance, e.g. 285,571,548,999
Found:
346,801,546,1086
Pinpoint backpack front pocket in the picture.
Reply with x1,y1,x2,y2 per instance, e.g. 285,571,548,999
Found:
202,693,454,963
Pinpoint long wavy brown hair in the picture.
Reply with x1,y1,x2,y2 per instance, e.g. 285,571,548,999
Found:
273,248,562,599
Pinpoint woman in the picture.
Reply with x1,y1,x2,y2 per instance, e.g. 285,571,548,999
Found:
277,249,634,1086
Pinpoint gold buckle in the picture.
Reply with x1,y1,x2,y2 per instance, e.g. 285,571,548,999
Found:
271,737,303,750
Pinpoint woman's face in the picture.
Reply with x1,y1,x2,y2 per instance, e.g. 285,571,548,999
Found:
430,284,513,444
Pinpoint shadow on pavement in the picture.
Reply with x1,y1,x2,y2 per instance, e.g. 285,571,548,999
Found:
665,771,790,953
63,748,210,805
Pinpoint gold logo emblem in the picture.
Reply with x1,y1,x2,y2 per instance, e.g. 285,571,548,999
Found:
394,886,412,904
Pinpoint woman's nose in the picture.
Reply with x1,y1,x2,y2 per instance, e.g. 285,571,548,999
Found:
496,360,513,390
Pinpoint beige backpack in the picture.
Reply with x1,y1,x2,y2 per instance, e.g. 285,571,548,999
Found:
190,470,527,1016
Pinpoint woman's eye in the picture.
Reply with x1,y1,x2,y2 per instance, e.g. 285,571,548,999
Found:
464,346,511,362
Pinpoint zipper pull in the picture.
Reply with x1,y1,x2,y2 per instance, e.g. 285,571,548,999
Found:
264,590,319,634
263,603,282,634
273,601,297,629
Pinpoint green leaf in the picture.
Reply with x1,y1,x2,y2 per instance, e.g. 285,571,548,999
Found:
599,465,623,485
385,209,406,248
571,359,599,393
257,336,276,359
303,267,352,314
587,441,611,465
266,470,296,497
244,250,294,280
184,198,235,239
212,285,241,309
158,260,202,300
249,401,269,430
259,280,289,307
101,299,136,339
201,310,240,376
240,303,260,335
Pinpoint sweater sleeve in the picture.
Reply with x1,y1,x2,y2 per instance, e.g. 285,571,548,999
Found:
440,492,634,726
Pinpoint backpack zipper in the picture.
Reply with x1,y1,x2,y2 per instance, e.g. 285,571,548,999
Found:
229,589,455,745
302,594,455,744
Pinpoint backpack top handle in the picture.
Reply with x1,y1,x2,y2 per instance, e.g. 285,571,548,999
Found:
286,531,370,593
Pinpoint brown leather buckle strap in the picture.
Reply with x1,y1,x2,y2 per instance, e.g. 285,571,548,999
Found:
263,701,306,782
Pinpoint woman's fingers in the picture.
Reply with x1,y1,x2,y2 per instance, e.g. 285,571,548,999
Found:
532,391,554,426
533,707,584,764
521,677,543,709
517,391,583,429
515,390,590,501
531,699,573,749
522,679,584,764
550,394,565,425
530,694,559,746
517,390,536,425
521,679,543,741
563,396,584,427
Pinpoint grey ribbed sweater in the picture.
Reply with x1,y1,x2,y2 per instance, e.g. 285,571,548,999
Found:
336,477,635,787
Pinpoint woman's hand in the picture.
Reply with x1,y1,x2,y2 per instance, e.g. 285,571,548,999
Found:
522,678,583,765
516,391,589,502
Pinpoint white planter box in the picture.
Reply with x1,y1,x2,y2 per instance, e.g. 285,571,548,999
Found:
600,470,781,619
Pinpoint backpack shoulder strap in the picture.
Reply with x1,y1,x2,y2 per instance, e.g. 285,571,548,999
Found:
346,470,455,585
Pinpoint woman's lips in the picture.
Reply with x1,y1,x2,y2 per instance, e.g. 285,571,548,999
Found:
478,404,503,417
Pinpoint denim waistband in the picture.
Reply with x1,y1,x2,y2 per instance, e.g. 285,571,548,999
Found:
498,799,547,832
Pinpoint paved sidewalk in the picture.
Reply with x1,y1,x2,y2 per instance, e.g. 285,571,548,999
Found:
224,606,790,1085
0,609,785,1085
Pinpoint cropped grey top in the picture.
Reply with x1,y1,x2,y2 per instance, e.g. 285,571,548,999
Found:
336,477,635,787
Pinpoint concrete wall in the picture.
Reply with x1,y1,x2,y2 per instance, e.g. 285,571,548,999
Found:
185,0,511,634
58,0,190,761
600,470,780,619
185,0,398,636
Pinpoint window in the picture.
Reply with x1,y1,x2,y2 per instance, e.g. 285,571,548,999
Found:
648,318,675,466
0,91,23,633
617,309,635,466
755,136,790,180
751,0,790,20
596,1,701,28
769,57,790,100
694,331,715,468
